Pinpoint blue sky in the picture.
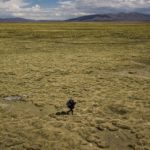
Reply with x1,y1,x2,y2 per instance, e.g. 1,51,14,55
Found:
0,0,150,20
30,0,58,7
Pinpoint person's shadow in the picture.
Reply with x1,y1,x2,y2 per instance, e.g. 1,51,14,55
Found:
55,111,68,116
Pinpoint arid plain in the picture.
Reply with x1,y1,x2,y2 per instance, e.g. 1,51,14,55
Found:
0,22,150,150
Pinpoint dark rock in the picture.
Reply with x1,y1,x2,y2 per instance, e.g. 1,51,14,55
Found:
128,71,136,74
128,144,136,150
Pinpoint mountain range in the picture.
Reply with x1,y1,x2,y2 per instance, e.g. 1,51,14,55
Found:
0,17,33,22
67,12,150,22
0,17,57,22
0,13,150,22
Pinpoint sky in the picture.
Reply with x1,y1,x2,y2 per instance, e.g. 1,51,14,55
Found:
0,0,150,20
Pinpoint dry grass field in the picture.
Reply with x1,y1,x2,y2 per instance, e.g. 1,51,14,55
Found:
0,22,150,150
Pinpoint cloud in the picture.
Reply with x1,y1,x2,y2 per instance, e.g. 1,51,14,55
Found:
0,0,28,17
53,0,150,19
0,0,150,19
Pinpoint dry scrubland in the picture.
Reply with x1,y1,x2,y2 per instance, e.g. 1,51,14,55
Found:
0,22,150,150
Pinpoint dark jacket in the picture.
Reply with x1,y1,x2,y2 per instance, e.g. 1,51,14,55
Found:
66,99,76,109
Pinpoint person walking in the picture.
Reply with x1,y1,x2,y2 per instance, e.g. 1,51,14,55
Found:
66,98,76,115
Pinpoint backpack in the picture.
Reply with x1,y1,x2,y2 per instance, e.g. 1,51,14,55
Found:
67,99,76,108
66,100,72,107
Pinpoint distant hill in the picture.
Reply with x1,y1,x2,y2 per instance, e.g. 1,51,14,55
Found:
0,17,61,22
1,13,150,22
67,13,150,22
0,17,34,22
